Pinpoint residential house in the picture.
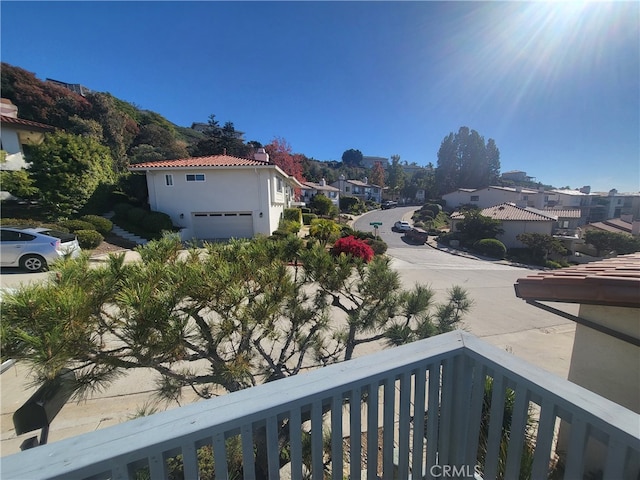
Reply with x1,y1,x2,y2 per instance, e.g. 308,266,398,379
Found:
589,189,640,223
300,179,340,208
583,216,640,237
442,186,545,211
128,151,303,241
0,98,55,172
542,208,582,236
361,155,388,169
500,170,534,182
545,188,594,224
515,253,640,475
450,202,555,248
331,175,382,203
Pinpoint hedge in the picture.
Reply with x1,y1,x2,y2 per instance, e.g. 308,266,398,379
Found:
59,219,96,232
142,212,173,233
80,215,113,235
473,238,507,259
127,207,148,224
76,229,104,249
302,213,318,225
113,202,133,218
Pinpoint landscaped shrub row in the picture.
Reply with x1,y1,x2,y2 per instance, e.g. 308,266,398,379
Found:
112,202,174,237
473,238,507,259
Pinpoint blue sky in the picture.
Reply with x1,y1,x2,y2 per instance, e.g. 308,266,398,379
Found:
1,1,638,193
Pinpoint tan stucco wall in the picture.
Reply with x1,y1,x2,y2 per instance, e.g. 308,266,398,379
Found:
567,304,640,413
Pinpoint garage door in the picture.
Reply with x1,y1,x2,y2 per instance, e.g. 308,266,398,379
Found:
192,212,254,240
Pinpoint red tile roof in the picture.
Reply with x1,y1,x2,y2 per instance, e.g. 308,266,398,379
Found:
0,115,55,131
514,253,640,308
451,203,554,222
129,155,270,170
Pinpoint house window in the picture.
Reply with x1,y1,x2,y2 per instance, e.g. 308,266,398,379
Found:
560,220,570,228
165,174,173,186
276,178,283,193
345,186,351,193
186,174,205,182
470,195,479,201
522,195,529,200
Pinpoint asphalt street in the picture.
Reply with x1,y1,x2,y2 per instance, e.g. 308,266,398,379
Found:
1,208,578,456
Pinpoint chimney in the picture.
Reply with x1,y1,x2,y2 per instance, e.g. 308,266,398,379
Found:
580,186,591,194
363,177,368,184
632,221,640,236
0,98,18,118
320,178,326,186
254,147,269,163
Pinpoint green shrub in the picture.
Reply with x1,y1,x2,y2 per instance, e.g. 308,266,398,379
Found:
142,212,173,233
113,202,133,218
283,208,303,223
366,238,388,255
302,213,318,225
80,215,113,235
110,191,131,205
339,196,360,213
473,238,507,259
127,207,148,224
421,203,441,217
545,260,563,269
59,219,96,232
437,231,460,245
277,220,301,235
300,207,311,214
76,229,104,249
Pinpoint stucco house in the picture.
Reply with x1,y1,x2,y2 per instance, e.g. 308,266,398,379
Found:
0,98,55,172
450,202,555,248
331,176,382,203
442,186,545,211
300,179,340,208
128,152,303,241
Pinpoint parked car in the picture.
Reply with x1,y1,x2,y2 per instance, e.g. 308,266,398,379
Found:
0,226,81,272
381,201,397,210
393,221,412,232
405,227,429,244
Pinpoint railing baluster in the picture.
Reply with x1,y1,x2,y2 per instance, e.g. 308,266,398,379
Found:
213,432,228,479
241,423,256,480
564,417,588,479
147,453,164,479
266,415,280,479
603,437,627,479
439,357,454,465
367,382,380,480
331,393,344,479
531,397,557,479
397,372,411,479
411,366,427,480
483,374,506,480
504,384,531,480
382,377,395,479
180,441,199,480
464,364,486,471
425,362,441,480
290,408,303,479
311,399,323,480
350,386,362,480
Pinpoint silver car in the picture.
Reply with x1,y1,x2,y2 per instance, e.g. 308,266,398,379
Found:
0,226,81,272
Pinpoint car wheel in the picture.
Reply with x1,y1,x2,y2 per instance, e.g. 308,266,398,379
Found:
20,255,47,272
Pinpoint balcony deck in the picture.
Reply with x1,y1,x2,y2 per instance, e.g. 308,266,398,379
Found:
2,330,638,480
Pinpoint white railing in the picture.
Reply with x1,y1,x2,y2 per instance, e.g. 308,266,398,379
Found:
2,331,639,480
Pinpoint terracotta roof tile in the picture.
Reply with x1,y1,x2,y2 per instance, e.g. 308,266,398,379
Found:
129,155,270,170
543,208,582,218
514,253,640,307
0,115,55,131
452,203,555,222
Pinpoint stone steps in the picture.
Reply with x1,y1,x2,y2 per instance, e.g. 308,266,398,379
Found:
103,212,149,246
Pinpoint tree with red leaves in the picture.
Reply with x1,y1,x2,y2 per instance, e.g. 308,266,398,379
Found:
264,137,306,182
332,236,375,262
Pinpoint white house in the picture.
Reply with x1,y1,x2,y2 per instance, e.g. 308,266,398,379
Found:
450,202,555,248
331,176,382,203
128,152,303,241
442,186,544,211
0,98,55,172
300,179,340,208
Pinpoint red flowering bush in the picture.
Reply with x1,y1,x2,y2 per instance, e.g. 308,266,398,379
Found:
331,235,375,262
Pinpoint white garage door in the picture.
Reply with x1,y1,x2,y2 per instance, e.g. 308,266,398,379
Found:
192,212,254,240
